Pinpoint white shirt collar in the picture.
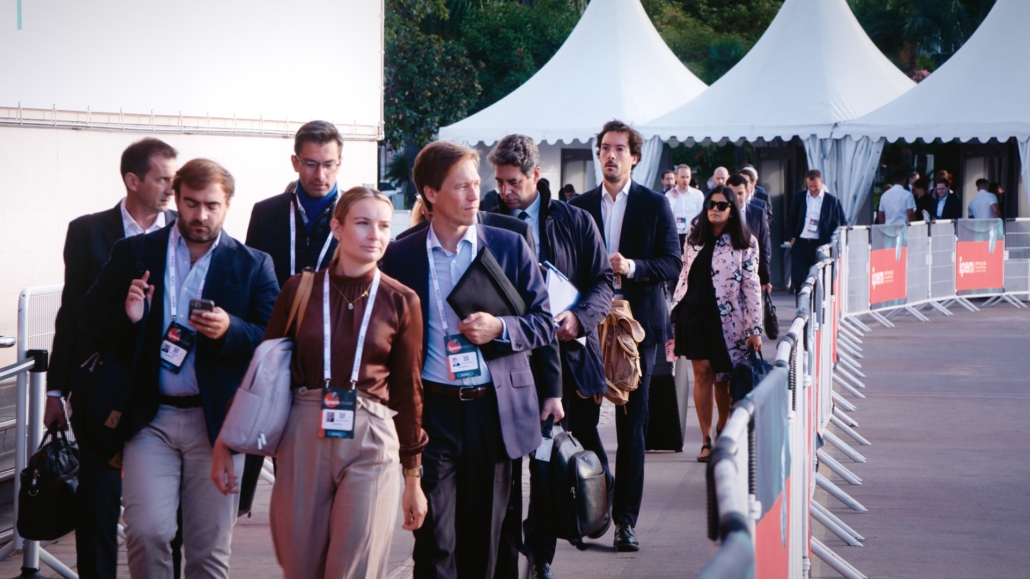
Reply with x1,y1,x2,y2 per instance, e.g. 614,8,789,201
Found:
120,197,166,236
602,179,632,202
428,220,478,256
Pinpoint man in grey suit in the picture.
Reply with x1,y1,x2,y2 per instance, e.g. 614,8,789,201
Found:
380,140,560,579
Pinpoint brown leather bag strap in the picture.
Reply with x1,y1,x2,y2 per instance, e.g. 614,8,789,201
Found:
283,271,315,338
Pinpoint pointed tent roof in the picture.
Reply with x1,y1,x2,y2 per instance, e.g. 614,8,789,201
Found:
438,0,707,147
639,0,914,143
837,0,1030,142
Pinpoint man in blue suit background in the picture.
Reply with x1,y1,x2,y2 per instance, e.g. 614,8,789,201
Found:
380,141,560,578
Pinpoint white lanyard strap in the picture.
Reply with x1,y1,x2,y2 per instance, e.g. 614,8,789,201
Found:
290,197,337,276
167,229,212,322
323,269,381,388
425,235,451,335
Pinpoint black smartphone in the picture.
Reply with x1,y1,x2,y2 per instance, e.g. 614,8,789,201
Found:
189,299,215,318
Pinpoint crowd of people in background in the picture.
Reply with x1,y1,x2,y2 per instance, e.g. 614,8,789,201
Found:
879,168,1005,224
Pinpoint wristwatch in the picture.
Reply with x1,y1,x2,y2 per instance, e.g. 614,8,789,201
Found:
403,466,423,478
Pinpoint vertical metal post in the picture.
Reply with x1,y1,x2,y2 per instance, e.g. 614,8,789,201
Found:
22,352,48,576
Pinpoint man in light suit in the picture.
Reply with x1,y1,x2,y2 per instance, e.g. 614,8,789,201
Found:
380,140,560,579
570,120,681,551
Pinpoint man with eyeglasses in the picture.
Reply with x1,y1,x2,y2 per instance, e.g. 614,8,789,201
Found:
246,120,343,289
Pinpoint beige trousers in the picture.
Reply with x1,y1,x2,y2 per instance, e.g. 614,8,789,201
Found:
270,389,402,579
122,405,244,579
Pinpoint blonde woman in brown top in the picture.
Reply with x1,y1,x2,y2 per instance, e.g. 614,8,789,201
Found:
211,186,428,579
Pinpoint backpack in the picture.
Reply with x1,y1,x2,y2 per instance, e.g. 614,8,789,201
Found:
220,271,314,456
597,300,646,406
529,418,609,542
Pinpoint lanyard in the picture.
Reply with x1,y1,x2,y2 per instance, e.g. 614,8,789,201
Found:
323,268,381,389
167,228,216,323
426,234,456,335
290,195,337,276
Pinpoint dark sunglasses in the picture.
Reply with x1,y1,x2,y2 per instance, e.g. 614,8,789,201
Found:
705,200,731,211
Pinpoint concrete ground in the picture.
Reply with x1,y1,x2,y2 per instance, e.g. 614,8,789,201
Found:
5,294,1027,578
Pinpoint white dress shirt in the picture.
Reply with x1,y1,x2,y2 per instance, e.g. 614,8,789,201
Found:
665,186,704,234
601,179,636,278
879,184,916,225
800,190,825,240
120,197,167,237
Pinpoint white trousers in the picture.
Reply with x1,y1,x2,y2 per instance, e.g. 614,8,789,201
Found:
122,405,244,579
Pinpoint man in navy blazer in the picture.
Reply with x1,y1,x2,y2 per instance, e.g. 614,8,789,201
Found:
789,170,848,293
379,141,558,579
931,177,963,220
79,159,278,578
728,174,772,290
570,120,681,552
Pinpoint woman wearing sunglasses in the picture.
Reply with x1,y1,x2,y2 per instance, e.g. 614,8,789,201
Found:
670,185,762,462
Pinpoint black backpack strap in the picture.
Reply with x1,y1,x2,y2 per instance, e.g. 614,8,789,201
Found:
128,233,150,363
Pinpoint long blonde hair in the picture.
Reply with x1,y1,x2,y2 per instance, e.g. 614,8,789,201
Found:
331,186,393,260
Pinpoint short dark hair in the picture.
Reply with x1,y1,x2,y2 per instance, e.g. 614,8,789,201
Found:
806,169,823,181
913,178,930,192
935,178,951,188
173,158,235,200
976,178,989,189
726,174,749,188
662,170,675,179
595,119,644,166
560,184,576,195
935,170,952,186
488,134,539,176
989,182,1004,195
413,141,479,211
892,171,907,184
294,120,344,156
120,138,177,179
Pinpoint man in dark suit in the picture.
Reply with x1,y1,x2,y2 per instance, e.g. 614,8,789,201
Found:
489,134,614,578
246,120,343,288
380,141,558,579
78,159,278,578
481,187,501,212
728,174,772,291
44,138,178,579
570,120,681,552
741,165,773,230
932,177,963,220
789,169,848,294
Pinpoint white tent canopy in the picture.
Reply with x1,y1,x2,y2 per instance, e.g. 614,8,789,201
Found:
438,0,706,188
638,0,913,222
834,0,1030,211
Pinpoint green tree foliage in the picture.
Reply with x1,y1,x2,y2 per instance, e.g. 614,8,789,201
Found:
384,0,482,149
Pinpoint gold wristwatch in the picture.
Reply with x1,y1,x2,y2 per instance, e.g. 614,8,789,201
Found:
404,466,423,478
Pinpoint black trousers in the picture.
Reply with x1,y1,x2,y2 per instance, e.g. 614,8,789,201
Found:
791,239,819,294
612,343,658,528
71,434,122,579
414,386,512,579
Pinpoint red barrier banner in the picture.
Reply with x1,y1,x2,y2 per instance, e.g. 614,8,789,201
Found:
869,225,908,309
955,219,1005,295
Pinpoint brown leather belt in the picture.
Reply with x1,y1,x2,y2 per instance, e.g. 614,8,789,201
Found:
423,380,491,402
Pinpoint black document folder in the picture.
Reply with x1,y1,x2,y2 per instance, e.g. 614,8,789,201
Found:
447,246,526,319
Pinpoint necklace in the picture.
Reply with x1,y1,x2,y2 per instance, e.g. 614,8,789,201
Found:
332,280,371,310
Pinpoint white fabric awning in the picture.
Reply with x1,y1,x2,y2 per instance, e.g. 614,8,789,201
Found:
638,0,914,143
438,0,707,147
835,0,1030,143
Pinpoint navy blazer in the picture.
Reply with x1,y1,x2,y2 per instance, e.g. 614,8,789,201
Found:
494,188,614,397
78,226,279,445
745,198,772,286
570,181,681,347
380,224,556,459
49,203,176,397
245,191,338,289
788,191,848,246
931,193,963,221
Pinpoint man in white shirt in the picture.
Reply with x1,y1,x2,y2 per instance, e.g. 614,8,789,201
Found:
665,164,705,247
46,138,179,579
968,178,1001,218
877,171,917,225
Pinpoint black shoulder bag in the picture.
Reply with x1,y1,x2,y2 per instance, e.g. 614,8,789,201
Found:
17,421,80,540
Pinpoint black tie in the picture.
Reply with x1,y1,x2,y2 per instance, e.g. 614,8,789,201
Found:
518,211,529,221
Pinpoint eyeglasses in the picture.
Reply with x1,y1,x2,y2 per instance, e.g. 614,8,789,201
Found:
296,157,341,173
705,200,731,211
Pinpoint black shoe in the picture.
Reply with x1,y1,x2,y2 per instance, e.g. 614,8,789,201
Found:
530,562,555,579
613,524,640,552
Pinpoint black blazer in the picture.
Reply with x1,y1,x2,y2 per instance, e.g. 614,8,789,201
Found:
788,191,848,246
78,228,279,445
245,191,338,289
49,203,176,397
753,185,773,228
745,198,772,286
570,181,681,347
494,189,614,397
932,193,963,221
